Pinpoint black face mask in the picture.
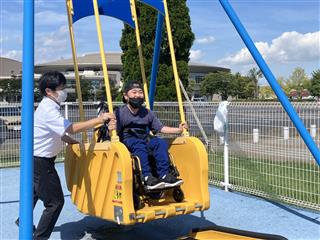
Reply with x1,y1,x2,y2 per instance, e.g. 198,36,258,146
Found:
128,97,144,109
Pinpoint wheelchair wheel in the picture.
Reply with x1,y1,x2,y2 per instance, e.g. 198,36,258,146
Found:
173,188,184,202
133,193,144,210
148,191,164,200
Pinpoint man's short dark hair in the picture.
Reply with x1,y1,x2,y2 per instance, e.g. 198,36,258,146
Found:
38,71,66,96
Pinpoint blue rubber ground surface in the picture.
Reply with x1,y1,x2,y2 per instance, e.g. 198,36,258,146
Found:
0,163,319,240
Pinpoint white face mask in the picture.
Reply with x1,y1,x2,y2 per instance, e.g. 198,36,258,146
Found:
55,89,68,103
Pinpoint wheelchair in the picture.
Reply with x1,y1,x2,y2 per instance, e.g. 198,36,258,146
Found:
131,151,185,210
95,121,185,210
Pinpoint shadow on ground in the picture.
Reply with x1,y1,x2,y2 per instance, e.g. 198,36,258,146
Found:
56,214,215,240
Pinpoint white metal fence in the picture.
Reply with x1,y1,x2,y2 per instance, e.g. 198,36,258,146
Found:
0,101,319,210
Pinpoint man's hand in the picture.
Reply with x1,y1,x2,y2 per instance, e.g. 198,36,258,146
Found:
99,112,116,123
179,122,188,133
108,119,117,131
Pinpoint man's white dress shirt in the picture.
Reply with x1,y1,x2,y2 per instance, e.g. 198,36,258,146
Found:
34,97,71,158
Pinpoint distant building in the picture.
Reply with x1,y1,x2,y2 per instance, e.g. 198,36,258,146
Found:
35,53,230,99
35,53,123,94
188,62,230,100
0,57,22,80
1,53,230,102
0,57,23,102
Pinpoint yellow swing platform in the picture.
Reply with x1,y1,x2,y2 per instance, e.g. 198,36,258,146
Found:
179,226,287,240
65,136,209,224
64,0,209,225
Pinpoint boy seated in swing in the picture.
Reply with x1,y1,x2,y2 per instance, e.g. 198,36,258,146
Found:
115,81,187,190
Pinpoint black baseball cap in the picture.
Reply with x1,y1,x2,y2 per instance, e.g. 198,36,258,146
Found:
122,81,144,103
123,81,143,93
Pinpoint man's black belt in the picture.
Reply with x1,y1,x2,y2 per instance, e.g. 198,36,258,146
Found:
34,156,56,162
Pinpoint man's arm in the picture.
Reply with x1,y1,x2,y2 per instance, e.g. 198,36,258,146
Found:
66,112,115,135
160,123,188,134
61,135,79,144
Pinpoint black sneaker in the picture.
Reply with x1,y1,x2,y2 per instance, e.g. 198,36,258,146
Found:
144,176,165,190
161,174,183,188
15,218,36,232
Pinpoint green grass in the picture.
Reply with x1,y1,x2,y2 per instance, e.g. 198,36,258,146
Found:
209,153,320,207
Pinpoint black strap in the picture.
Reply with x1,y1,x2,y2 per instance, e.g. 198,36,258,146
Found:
123,127,149,140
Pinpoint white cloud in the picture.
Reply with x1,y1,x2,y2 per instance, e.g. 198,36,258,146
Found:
35,25,69,63
37,25,68,47
217,31,320,66
35,0,45,5
35,11,67,26
195,36,215,44
0,50,22,61
2,11,23,24
0,37,9,43
190,50,203,62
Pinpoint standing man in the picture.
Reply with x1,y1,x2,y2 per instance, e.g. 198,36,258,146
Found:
17,71,116,240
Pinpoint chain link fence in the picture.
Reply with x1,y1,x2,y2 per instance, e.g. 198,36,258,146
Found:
0,101,319,210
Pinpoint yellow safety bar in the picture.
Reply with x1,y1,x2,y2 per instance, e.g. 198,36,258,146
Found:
163,0,189,136
130,0,150,109
66,0,88,143
93,0,119,142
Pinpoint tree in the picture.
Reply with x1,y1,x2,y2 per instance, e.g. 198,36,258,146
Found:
247,67,262,99
67,79,93,102
309,69,320,98
0,75,22,102
286,67,310,93
34,79,42,102
259,86,276,99
96,81,121,102
232,72,255,99
276,76,290,95
186,79,197,98
120,0,194,101
200,72,234,100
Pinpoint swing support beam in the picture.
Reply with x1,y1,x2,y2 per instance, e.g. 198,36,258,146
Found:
219,0,320,165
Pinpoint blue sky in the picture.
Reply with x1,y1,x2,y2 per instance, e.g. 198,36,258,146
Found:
1,0,319,85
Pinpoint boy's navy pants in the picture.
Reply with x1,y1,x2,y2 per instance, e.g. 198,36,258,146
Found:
123,137,169,178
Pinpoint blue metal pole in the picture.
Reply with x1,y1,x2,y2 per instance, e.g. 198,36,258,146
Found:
218,0,320,165
149,13,164,110
19,0,34,239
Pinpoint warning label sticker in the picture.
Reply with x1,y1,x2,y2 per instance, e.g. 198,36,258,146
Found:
112,184,122,204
